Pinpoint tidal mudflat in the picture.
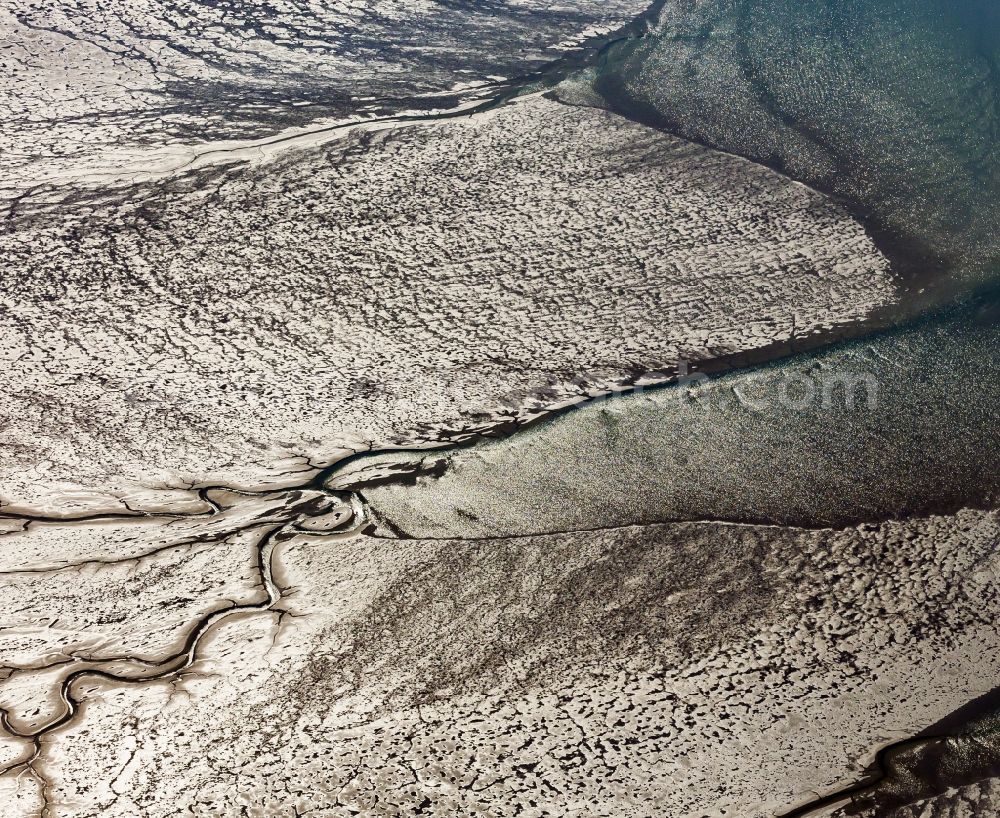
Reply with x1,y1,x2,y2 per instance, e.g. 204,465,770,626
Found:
1,0,998,816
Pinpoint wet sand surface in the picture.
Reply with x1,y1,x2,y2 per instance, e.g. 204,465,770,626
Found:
0,93,897,516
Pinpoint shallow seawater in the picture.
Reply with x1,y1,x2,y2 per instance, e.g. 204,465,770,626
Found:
588,0,1000,298
346,291,1000,536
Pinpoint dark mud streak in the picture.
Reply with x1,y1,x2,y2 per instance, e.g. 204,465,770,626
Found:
0,488,365,807
782,680,1000,818
359,513,823,543
777,736,957,818
0,489,329,574
0,531,231,577
3,0,668,226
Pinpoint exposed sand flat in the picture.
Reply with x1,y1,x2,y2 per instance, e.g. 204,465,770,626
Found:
0,95,894,514
4,0,993,812
1,505,996,817
0,0,646,192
